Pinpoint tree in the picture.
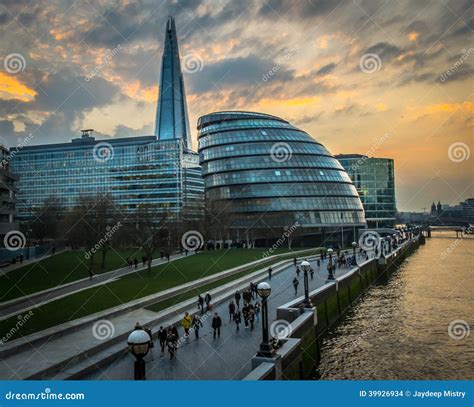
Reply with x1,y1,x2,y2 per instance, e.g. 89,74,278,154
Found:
30,197,64,244
125,206,175,273
63,194,121,271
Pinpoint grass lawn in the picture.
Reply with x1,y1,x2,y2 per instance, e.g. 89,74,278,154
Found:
0,248,155,302
0,248,319,341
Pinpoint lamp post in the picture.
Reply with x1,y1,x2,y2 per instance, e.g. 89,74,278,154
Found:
351,241,357,266
300,260,312,308
127,328,151,380
257,282,275,357
326,248,335,282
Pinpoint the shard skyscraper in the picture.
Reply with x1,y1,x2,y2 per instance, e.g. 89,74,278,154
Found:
154,16,192,150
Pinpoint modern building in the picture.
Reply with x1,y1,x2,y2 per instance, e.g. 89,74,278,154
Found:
335,154,397,228
0,145,18,241
10,16,203,221
198,111,366,246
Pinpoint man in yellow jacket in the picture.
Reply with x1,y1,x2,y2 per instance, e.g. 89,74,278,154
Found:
181,312,193,338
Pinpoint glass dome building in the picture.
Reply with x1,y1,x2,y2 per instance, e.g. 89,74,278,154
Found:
197,111,366,245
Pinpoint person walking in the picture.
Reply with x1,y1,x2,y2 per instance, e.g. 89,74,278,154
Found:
167,327,177,360
212,312,222,339
309,267,314,280
228,300,236,322
242,303,249,329
293,257,297,267
233,310,242,332
88,265,95,280
204,292,212,310
248,304,255,331
292,277,299,295
192,314,203,340
181,312,192,338
144,325,154,360
268,266,273,281
134,258,138,269
254,301,261,322
197,294,204,314
296,265,301,278
158,326,167,354
234,290,241,309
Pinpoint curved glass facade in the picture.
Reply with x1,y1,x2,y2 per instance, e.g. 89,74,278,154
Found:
198,111,366,233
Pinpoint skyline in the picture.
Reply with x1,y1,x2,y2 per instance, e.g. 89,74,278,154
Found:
0,0,472,212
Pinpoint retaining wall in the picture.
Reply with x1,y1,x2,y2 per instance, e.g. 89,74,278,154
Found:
243,237,421,380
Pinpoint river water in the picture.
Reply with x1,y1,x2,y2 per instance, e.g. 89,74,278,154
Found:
316,232,473,380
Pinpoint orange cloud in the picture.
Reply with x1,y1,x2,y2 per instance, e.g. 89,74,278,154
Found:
408,32,419,41
0,72,37,101
405,102,474,121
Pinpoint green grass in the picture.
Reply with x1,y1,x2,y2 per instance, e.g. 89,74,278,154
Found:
0,248,319,341
0,248,156,302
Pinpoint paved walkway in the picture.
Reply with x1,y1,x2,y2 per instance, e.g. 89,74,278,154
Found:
85,254,368,380
0,252,190,318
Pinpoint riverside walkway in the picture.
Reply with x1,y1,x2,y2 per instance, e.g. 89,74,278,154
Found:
0,252,190,319
85,253,367,380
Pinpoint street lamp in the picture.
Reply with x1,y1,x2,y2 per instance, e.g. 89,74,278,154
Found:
351,241,357,266
127,328,151,380
300,260,313,308
257,282,275,357
326,248,335,282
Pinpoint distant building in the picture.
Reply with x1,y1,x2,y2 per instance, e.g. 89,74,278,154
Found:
335,154,397,228
0,145,18,242
10,17,203,221
431,198,474,225
198,111,366,246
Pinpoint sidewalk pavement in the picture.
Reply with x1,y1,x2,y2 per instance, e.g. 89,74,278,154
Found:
0,252,190,319
85,254,366,380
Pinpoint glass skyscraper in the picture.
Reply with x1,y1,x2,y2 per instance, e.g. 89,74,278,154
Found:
154,17,192,150
335,154,397,228
198,111,366,245
10,17,203,221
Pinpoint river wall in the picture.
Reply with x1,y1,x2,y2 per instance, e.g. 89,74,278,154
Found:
243,237,422,380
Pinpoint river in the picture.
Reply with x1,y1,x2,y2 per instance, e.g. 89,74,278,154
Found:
316,232,473,380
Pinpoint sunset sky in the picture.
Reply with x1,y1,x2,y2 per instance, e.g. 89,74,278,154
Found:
0,0,472,212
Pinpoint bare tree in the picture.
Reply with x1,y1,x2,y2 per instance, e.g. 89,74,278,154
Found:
30,197,64,244
63,194,120,270
125,207,175,273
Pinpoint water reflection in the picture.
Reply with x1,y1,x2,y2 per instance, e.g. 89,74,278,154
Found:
316,232,473,380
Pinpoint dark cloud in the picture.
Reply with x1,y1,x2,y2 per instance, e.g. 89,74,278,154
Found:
316,63,336,75
187,54,295,94
258,0,343,19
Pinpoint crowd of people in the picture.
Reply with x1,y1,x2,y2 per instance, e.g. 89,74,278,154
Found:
130,250,368,363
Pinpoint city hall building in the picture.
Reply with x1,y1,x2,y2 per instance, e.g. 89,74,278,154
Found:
198,111,366,246
10,17,203,221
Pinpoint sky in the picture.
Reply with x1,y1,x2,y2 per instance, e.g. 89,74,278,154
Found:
0,0,472,212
